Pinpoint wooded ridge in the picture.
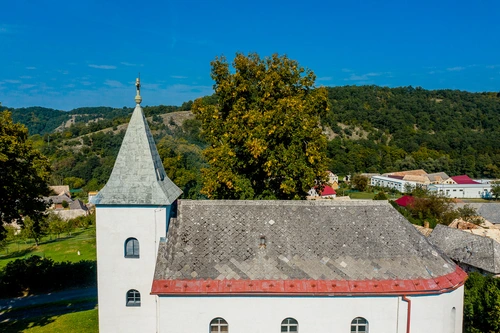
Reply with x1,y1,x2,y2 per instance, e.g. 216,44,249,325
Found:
2,85,499,198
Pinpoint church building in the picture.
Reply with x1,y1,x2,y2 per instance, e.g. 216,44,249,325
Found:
93,79,466,333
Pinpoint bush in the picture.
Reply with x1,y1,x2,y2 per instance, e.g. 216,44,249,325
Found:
0,256,97,298
373,191,388,200
464,272,500,333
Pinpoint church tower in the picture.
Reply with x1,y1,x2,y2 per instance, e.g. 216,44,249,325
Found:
93,78,182,333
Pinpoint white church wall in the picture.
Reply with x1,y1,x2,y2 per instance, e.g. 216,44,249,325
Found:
96,206,170,333
158,287,463,333
410,286,464,333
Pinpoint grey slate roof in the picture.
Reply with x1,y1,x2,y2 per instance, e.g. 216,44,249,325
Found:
454,203,500,224
92,104,182,205
427,172,450,182
478,204,500,224
69,199,88,211
154,200,457,281
428,224,500,274
45,194,72,204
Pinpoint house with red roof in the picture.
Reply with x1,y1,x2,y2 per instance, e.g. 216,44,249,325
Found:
394,195,415,208
451,175,480,185
308,185,337,199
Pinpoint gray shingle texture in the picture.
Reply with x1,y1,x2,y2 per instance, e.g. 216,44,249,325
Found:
154,200,456,281
92,104,182,205
428,224,500,274
454,203,500,224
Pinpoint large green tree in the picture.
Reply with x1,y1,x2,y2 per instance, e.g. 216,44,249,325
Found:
0,111,51,240
192,53,329,199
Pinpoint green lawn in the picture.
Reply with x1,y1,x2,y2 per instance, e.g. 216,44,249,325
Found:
0,228,96,270
348,192,376,199
2,308,98,333
348,191,402,200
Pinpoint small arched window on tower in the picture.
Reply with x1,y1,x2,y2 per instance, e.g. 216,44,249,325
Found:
124,237,139,258
126,289,141,307
210,317,228,332
281,318,298,332
351,317,368,333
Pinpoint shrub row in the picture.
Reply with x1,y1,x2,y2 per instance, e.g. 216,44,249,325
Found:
0,255,96,298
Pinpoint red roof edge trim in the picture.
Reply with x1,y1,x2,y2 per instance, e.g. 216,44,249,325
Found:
151,266,467,296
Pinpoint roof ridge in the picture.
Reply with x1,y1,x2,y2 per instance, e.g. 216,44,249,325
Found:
178,199,389,206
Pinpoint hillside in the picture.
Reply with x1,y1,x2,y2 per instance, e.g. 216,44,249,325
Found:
324,86,500,178
6,85,500,199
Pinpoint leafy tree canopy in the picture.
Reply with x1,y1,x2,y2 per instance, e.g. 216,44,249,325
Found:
192,53,330,199
0,111,51,240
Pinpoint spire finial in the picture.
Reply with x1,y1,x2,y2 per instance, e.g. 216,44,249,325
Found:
135,74,142,105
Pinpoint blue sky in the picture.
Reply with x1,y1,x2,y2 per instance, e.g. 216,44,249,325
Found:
1,0,499,111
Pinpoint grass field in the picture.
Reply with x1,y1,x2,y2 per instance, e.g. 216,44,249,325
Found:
348,191,402,200
3,306,98,333
0,228,96,270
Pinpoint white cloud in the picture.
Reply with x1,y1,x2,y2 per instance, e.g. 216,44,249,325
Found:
89,64,117,70
120,62,143,67
4,79,21,84
316,77,332,81
170,75,188,79
486,65,499,69
20,75,32,79
104,80,123,88
346,73,379,81
81,81,92,86
19,84,36,89
26,66,36,70
341,68,352,73
447,66,465,71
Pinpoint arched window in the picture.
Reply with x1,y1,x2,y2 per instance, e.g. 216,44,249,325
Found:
450,307,456,333
210,318,228,332
351,317,368,333
126,289,141,307
125,238,139,258
281,318,298,332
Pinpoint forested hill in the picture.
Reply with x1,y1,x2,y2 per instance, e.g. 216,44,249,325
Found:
1,103,192,136
324,86,500,178
4,86,500,198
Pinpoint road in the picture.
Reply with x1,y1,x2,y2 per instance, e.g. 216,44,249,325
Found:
0,287,97,311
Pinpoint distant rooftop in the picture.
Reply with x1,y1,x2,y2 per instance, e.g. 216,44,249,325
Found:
429,224,500,275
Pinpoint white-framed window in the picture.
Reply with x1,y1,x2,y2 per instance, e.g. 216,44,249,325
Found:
210,317,228,332
281,318,298,332
125,237,139,258
351,317,368,332
126,289,141,307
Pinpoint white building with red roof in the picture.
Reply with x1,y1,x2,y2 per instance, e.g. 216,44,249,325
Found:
429,175,492,199
92,81,466,333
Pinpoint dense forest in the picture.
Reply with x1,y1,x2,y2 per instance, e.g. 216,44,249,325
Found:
2,86,500,199
324,86,500,178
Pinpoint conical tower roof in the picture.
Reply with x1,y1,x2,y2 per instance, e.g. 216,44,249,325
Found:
93,79,182,205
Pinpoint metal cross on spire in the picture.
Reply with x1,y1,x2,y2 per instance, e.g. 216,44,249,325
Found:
135,74,142,104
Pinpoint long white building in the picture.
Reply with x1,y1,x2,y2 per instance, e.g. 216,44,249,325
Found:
93,80,466,333
370,175,418,193
428,184,493,199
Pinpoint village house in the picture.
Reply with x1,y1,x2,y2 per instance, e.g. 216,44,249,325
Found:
429,224,500,276
92,80,465,333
